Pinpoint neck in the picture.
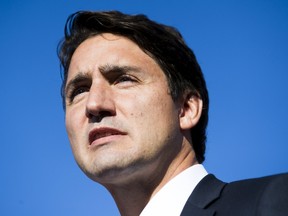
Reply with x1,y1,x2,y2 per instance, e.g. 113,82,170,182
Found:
104,142,197,216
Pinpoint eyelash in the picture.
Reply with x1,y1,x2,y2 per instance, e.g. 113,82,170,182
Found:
114,74,137,84
69,86,90,102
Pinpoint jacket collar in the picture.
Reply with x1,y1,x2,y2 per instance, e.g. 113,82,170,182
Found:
180,174,226,216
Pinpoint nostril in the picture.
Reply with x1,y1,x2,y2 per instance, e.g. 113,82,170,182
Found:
88,111,115,123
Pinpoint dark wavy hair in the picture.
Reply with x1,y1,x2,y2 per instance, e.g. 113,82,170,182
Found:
57,11,209,163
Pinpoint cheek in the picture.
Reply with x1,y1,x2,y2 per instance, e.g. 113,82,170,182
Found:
65,110,82,147
125,92,179,135
65,113,87,164
65,112,74,136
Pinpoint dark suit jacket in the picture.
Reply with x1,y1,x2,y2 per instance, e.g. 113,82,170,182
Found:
181,173,288,216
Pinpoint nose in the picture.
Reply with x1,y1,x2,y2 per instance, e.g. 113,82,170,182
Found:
85,82,116,122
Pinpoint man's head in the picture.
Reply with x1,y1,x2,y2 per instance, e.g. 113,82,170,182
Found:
58,11,209,182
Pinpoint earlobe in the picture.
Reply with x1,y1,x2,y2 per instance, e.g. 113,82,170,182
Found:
179,94,203,130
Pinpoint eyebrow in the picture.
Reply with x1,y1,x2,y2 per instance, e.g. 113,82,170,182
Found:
65,64,142,96
98,64,142,76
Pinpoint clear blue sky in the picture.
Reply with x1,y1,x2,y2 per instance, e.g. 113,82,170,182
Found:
1,0,287,215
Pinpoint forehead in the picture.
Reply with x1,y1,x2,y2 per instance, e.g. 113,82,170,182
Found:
67,33,162,79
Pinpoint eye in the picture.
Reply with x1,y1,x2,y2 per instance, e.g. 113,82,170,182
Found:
114,74,138,84
69,86,90,102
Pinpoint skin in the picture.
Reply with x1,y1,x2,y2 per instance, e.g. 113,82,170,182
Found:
65,33,203,216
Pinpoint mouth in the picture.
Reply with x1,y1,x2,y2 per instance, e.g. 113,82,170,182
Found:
88,127,127,146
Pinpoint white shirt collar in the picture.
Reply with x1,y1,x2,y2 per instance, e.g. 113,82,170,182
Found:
140,164,208,216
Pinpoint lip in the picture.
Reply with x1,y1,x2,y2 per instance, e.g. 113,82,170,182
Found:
88,127,127,147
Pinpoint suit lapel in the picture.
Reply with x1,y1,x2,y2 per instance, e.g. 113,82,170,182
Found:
181,174,226,216
181,205,215,216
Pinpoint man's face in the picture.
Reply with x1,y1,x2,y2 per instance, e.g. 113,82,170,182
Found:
65,33,185,185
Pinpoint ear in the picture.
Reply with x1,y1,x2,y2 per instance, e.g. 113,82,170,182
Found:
179,94,203,130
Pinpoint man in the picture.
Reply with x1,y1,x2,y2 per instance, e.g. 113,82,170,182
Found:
58,11,288,216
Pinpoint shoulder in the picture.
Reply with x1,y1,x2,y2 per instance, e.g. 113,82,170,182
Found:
182,173,288,216
227,172,288,190
219,173,288,215
226,172,288,197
